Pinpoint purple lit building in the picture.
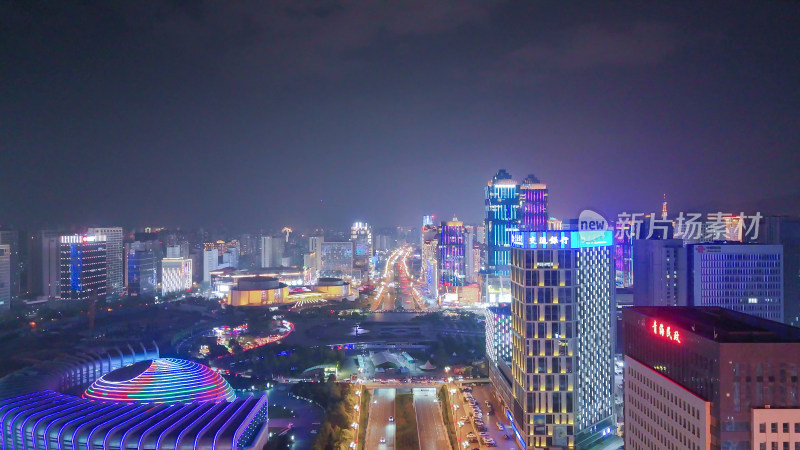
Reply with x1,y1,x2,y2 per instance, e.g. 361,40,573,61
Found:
438,218,465,290
519,174,548,230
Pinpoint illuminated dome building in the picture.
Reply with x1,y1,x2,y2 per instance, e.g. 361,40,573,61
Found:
84,358,236,404
0,345,269,449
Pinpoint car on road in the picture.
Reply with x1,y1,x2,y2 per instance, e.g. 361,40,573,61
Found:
466,432,476,438
388,416,394,422
496,422,504,431
379,437,386,443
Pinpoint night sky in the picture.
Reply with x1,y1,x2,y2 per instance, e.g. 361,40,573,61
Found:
2,1,799,231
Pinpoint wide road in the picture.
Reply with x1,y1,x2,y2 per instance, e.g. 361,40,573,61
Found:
413,388,450,450
364,388,396,449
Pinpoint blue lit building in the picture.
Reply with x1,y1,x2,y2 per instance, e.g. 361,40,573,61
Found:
484,169,519,276
126,243,157,298
438,218,465,289
58,234,108,301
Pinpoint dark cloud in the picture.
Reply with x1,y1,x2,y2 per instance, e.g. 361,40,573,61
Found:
0,1,798,230
496,21,688,84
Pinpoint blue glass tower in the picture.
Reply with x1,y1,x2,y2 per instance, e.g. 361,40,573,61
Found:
485,169,519,276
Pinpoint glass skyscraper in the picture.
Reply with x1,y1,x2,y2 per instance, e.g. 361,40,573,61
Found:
508,229,616,449
485,169,519,276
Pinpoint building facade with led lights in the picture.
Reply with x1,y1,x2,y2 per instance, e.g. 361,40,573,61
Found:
439,218,466,290
226,276,289,307
506,229,616,450
485,169,519,276
519,174,548,230
87,227,123,297
162,257,193,296
0,345,270,450
58,234,108,301
687,243,784,322
351,222,374,277
320,241,354,279
623,307,800,450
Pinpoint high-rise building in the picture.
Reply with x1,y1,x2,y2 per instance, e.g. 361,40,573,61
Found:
632,238,687,307
87,227,123,297
421,237,439,299
506,229,616,450
0,245,9,311
749,215,800,327
423,215,434,227
688,243,783,322
464,226,476,283
25,230,59,299
319,242,354,279
162,257,192,296
0,230,19,301
623,306,800,450
260,236,284,268
203,248,218,283
58,234,108,301
519,174,548,230
485,169,519,275
351,222,373,277
439,218,465,290
126,245,157,298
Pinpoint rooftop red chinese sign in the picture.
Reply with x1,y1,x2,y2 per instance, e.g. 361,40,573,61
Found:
651,319,682,344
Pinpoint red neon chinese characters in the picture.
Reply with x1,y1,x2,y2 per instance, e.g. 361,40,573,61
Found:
651,319,681,343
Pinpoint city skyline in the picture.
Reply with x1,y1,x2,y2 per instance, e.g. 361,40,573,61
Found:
2,1,800,230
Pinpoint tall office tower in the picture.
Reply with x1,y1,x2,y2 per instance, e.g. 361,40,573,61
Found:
25,230,59,298
613,220,634,288
259,236,284,268
464,226,476,283
688,243,783,322
203,248,218,283
320,242,354,279
485,169,519,275
632,238,687,307
162,257,192,296
421,237,439,299
475,225,486,245
0,230,19,300
438,218,465,290
623,307,800,450
126,244,157,298
519,174,548,230
750,216,800,327
351,222,374,276
0,245,9,311
507,229,616,450
485,170,519,305
422,215,434,228
58,234,108,301
373,234,391,252
87,227,123,297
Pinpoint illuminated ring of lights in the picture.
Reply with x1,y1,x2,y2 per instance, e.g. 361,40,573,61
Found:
84,358,236,404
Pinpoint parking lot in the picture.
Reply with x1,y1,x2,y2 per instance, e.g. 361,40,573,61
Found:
449,382,513,449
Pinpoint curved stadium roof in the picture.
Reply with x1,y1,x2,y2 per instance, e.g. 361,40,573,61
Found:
84,358,236,404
